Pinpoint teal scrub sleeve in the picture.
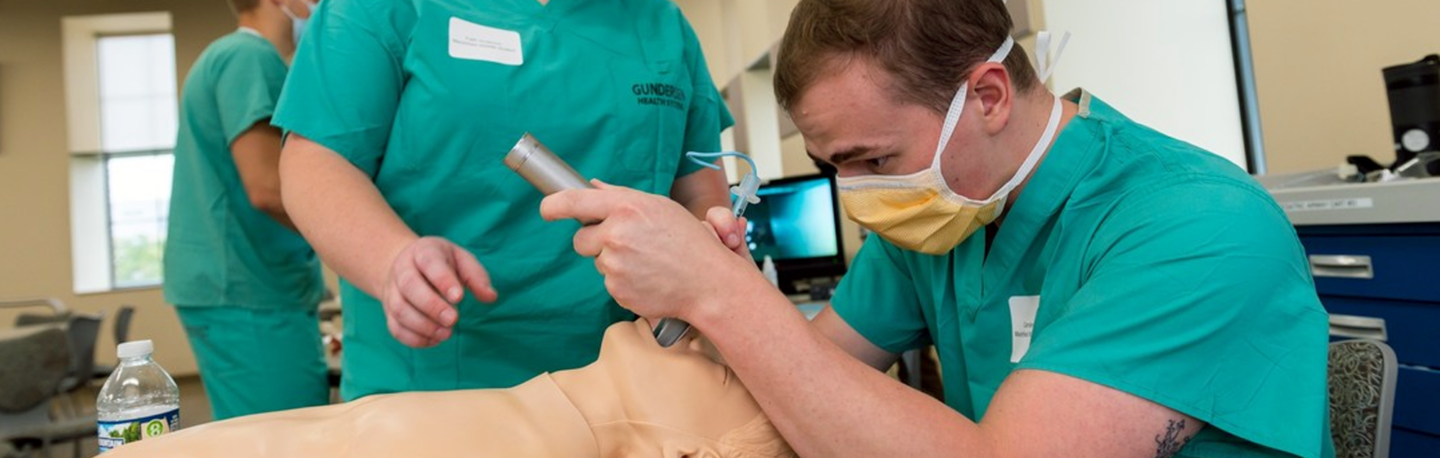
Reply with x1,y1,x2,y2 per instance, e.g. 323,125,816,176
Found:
215,45,287,145
675,20,735,178
828,235,931,355
1015,179,1331,458
272,0,412,177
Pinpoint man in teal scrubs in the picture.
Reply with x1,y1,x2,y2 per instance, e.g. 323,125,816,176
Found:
272,0,733,400
540,0,1334,456
165,0,327,420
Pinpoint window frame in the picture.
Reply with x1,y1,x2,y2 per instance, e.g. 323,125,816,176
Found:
61,12,175,294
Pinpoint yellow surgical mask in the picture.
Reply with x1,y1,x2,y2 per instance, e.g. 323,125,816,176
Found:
837,36,1066,255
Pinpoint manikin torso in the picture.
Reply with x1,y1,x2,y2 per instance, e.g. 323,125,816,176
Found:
105,320,796,458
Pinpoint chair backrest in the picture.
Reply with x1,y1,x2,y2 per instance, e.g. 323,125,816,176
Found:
0,325,68,414
114,305,136,344
13,313,57,327
1328,339,1398,458
65,313,103,383
16,312,103,386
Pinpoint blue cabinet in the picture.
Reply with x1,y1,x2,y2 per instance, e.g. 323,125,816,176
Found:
1296,222,1440,457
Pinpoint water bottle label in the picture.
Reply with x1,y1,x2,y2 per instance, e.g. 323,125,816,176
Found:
97,408,179,453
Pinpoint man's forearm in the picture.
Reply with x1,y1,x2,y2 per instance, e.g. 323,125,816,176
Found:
691,274,986,457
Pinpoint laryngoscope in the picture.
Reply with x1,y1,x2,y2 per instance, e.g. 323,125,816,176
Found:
503,132,693,348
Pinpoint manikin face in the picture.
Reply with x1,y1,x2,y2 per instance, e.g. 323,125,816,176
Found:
562,319,795,458
791,56,1008,200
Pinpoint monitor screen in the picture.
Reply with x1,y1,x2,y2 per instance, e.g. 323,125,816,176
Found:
743,174,846,292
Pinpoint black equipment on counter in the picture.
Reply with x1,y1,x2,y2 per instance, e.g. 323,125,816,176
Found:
1384,54,1440,173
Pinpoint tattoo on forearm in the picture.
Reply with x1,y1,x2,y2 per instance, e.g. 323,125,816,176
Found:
1154,419,1190,458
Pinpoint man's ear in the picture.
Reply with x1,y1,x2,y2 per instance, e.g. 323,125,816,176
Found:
969,63,1013,136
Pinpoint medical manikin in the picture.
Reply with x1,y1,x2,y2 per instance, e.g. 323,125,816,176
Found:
105,319,796,458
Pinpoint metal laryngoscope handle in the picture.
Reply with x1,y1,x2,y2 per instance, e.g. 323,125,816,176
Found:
503,132,692,348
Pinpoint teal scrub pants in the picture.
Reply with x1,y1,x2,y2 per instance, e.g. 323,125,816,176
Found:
176,306,329,420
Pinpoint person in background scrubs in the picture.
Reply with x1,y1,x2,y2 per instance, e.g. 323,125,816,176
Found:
164,0,328,420
273,0,732,400
540,0,1335,457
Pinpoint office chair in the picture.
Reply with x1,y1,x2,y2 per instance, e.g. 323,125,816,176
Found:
111,305,134,345
1329,339,1398,458
93,305,136,382
0,325,93,458
15,312,103,395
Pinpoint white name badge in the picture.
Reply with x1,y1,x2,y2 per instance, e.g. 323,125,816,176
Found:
1008,295,1041,363
448,17,523,66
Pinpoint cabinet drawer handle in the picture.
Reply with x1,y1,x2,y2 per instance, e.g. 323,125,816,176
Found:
1308,255,1374,279
1328,313,1387,341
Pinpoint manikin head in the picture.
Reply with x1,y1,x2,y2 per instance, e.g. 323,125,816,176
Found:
554,319,797,458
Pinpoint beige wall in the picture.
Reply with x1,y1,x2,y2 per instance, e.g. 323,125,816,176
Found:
1248,0,1440,174
1,0,241,375
672,0,727,89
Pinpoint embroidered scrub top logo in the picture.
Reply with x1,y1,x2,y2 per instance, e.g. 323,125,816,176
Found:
632,82,687,110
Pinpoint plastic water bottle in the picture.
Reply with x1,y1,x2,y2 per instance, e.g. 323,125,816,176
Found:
96,340,180,453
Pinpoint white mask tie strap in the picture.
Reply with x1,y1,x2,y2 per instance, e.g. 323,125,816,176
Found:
1034,31,1071,82
935,36,1015,161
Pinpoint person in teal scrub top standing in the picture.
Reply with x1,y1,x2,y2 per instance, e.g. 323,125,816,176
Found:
273,0,733,400
539,0,1335,457
164,0,328,420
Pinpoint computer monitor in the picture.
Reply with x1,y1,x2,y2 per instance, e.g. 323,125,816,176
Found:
745,173,847,294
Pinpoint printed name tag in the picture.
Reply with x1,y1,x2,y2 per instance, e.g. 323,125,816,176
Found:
1008,295,1040,363
448,17,523,66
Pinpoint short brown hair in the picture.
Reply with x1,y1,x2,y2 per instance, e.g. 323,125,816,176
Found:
228,0,260,15
773,0,1038,114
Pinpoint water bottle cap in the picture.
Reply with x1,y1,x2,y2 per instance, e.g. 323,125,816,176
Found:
117,340,154,359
